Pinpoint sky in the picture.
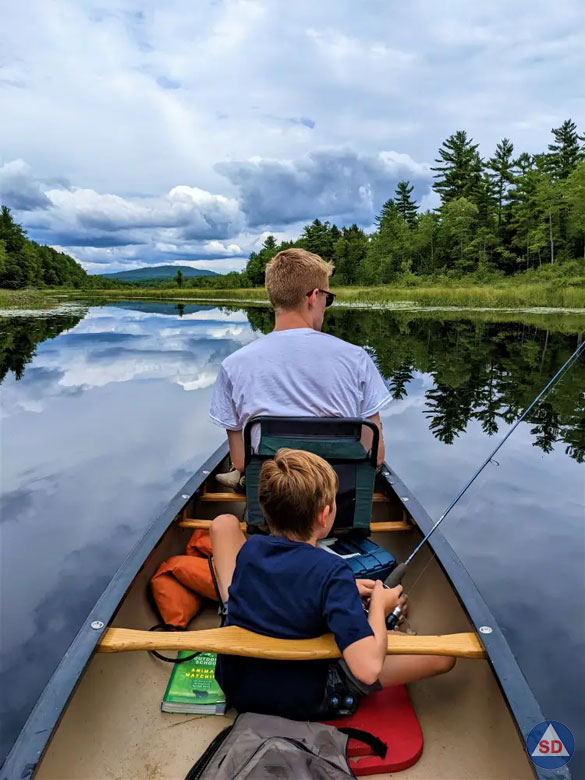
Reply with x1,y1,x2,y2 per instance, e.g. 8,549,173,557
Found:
1,0,584,275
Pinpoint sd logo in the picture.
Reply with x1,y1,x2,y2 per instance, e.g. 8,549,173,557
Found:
526,721,574,769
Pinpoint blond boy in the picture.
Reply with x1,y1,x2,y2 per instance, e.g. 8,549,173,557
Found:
211,449,455,719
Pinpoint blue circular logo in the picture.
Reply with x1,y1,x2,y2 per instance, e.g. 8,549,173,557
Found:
526,721,574,769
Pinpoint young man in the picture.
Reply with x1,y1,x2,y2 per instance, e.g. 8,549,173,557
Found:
209,248,391,479
211,449,455,720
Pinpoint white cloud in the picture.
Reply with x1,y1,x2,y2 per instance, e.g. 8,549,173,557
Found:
1,0,583,271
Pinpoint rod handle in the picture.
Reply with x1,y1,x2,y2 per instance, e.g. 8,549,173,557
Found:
385,562,407,588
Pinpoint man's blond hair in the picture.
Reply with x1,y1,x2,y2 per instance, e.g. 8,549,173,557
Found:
265,248,333,310
258,448,338,540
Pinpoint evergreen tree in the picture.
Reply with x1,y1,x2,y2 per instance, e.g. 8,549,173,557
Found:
394,181,418,225
547,119,585,180
565,161,585,259
333,225,368,285
431,131,483,204
364,200,411,282
298,219,336,262
245,235,279,286
175,269,184,287
488,138,515,230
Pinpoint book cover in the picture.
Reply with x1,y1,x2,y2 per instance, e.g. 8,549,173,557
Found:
162,652,226,714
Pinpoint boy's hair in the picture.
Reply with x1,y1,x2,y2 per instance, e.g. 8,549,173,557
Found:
258,448,338,540
265,248,334,310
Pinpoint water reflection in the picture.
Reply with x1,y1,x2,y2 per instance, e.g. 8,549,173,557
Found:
248,306,585,462
0,302,583,773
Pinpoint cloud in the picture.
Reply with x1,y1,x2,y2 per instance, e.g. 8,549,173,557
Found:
216,147,432,227
0,160,51,211
2,0,584,273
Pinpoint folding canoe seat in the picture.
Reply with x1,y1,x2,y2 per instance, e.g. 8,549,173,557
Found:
243,416,396,581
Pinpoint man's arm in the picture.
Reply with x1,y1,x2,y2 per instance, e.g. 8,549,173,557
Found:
227,429,245,473
367,412,385,467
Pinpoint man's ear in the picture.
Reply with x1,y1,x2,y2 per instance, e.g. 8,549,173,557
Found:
306,288,318,308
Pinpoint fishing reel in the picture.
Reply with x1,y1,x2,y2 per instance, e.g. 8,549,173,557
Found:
384,563,407,630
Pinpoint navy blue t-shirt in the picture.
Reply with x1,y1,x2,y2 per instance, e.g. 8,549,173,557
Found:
216,534,373,719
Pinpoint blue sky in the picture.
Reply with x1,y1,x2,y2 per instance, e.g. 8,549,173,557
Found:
1,0,584,274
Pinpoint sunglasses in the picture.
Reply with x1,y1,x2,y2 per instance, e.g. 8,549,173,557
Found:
306,288,336,308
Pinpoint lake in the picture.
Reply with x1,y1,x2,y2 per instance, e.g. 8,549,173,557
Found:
1,301,584,774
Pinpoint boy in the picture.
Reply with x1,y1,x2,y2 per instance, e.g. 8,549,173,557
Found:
211,448,455,720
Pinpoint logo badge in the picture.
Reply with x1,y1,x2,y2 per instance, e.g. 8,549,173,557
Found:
526,721,574,769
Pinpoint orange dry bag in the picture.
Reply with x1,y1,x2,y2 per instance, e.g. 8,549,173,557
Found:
150,530,218,628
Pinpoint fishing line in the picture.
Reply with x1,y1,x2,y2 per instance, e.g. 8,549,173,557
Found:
384,338,585,628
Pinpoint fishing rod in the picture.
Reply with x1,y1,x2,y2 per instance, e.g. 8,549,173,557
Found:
384,338,585,629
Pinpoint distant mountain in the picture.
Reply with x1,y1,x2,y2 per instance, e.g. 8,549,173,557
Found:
99,264,218,282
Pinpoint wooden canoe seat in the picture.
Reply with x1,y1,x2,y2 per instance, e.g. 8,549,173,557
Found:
177,518,412,533
97,626,486,659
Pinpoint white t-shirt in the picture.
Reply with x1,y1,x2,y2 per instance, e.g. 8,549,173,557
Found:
209,327,391,431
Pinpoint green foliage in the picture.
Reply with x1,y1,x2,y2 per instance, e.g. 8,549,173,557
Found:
333,225,368,284
0,205,90,290
175,269,184,287
431,130,483,203
394,181,418,225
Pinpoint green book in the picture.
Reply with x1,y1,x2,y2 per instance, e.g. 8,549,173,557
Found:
161,652,226,715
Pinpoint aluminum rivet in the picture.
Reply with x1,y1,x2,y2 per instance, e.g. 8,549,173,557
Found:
181,494,190,499
479,626,493,634
91,621,104,630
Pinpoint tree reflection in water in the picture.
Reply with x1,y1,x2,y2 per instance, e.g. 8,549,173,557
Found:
246,306,585,463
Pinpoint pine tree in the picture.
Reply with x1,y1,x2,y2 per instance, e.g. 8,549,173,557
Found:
175,269,184,287
299,219,336,262
394,181,418,225
547,119,585,180
488,138,515,230
431,131,483,204
245,235,279,286
565,161,585,259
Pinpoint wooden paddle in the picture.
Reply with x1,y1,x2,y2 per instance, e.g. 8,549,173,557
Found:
98,626,486,659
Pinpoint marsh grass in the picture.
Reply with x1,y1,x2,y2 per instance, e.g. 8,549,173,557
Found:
0,288,60,309
3,276,585,311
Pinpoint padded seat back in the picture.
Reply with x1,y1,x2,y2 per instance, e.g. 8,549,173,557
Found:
244,417,379,533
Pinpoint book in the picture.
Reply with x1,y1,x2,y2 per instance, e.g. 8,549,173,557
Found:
161,651,226,715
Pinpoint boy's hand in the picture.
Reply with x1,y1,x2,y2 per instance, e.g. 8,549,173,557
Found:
377,581,406,617
356,579,376,601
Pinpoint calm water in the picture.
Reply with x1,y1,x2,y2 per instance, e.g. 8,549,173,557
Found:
1,302,584,773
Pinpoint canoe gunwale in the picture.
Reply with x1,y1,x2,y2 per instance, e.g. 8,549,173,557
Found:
381,465,570,780
0,441,229,780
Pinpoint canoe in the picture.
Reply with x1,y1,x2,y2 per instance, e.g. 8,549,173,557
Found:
1,442,562,779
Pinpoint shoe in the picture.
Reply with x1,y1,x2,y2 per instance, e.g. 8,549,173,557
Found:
215,469,242,491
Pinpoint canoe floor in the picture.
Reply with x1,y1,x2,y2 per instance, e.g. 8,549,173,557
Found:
35,498,534,780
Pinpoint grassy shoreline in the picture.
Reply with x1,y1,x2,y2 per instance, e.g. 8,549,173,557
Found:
1,281,585,312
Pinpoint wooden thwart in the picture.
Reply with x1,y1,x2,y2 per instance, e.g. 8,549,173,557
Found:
98,626,486,660
199,491,391,503
178,518,411,532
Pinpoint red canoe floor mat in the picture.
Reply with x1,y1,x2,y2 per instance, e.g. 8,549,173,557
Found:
322,685,423,776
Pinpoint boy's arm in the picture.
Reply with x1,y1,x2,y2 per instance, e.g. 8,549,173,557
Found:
342,582,404,685
227,429,245,473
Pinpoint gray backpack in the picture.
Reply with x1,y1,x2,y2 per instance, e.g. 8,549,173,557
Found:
185,712,386,780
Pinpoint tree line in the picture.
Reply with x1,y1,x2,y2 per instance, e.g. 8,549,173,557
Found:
2,119,584,290
0,206,91,289
191,118,585,289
